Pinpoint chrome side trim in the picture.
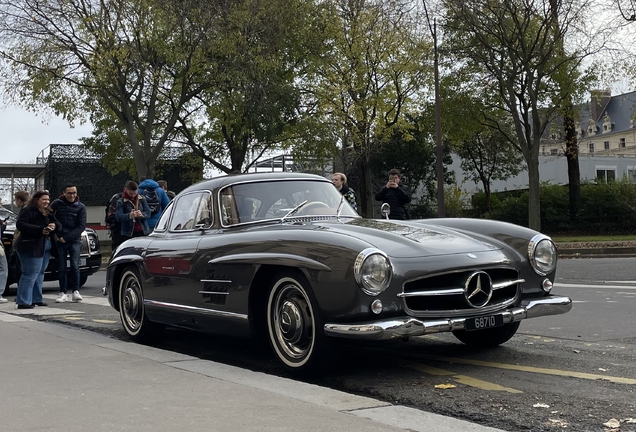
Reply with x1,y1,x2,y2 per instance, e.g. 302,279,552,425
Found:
493,278,525,290
398,288,464,297
201,279,232,283
144,300,248,320
324,295,572,340
198,291,229,295
397,279,523,297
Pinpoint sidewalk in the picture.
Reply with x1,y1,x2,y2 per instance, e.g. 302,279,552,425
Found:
0,312,503,432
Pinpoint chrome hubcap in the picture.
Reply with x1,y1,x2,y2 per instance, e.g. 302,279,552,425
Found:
272,283,313,360
122,276,142,331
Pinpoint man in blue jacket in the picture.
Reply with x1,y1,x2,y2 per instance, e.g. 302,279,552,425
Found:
138,177,171,230
51,185,87,303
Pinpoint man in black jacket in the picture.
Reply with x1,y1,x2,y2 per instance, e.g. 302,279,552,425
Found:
374,169,412,220
50,185,87,303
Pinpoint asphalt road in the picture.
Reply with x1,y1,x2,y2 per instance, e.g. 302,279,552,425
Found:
7,258,636,432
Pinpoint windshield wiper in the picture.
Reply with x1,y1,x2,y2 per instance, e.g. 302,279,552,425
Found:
336,195,345,219
280,200,308,222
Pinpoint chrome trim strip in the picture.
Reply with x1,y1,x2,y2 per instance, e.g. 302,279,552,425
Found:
398,288,465,297
198,291,229,295
324,295,572,340
201,279,232,283
493,278,525,290
144,300,248,320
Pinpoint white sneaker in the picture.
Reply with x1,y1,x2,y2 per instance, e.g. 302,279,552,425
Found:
0,297,8,304
55,293,68,303
72,290,83,302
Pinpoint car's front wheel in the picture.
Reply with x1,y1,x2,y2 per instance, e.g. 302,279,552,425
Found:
79,274,88,287
119,266,163,342
452,321,520,347
266,272,328,374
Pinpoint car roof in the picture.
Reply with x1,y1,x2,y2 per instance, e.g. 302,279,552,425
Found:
180,172,330,194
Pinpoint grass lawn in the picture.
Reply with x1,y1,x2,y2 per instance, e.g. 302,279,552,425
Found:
551,235,636,243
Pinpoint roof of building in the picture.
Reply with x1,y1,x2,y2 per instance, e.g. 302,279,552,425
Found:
0,164,46,179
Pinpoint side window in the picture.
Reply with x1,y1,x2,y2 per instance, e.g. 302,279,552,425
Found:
170,192,212,231
220,188,239,225
153,201,173,232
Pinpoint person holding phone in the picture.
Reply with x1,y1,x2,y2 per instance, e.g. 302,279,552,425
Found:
113,180,151,251
374,168,413,220
14,190,61,309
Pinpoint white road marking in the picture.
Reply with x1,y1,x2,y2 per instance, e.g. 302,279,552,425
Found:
555,282,636,290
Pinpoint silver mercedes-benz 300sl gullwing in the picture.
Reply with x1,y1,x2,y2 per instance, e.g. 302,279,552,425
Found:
104,172,571,374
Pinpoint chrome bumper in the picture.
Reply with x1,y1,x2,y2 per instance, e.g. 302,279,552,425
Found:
323,295,572,340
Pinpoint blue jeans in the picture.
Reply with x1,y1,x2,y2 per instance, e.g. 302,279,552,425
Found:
0,251,7,297
57,241,81,294
16,240,51,306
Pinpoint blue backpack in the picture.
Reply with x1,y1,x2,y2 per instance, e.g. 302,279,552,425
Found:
142,188,161,215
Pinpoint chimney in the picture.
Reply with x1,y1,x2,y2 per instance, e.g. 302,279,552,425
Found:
590,89,612,121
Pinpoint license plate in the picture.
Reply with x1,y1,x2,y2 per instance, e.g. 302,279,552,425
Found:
465,314,504,331
66,258,87,267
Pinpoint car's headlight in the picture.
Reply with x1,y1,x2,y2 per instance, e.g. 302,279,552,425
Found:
528,234,557,276
354,248,392,296
87,233,99,252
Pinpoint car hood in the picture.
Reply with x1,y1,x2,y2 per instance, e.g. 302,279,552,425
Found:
316,219,501,258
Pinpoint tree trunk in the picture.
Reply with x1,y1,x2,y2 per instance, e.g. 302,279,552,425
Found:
356,158,374,218
527,155,541,231
563,104,581,221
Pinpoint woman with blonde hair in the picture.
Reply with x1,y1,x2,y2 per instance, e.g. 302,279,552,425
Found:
15,190,61,309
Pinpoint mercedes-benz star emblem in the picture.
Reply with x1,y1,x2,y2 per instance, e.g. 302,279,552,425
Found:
464,271,493,308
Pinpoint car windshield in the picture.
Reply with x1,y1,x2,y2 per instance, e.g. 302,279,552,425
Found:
0,208,18,225
219,179,359,226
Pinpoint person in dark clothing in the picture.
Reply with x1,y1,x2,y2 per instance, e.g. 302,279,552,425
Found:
157,180,176,200
15,190,61,309
374,168,412,220
332,172,357,211
113,181,151,251
50,184,87,303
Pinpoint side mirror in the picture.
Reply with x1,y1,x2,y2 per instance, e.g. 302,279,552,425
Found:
381,203,391,220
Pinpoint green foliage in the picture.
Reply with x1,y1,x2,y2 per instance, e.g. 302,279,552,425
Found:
470,179,636,234
444,185,469,218
371,114,453,200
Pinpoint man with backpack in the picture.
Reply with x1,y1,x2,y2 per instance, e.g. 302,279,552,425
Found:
137,177,170,230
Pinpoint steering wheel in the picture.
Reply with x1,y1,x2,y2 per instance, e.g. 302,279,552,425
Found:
298,201,330,215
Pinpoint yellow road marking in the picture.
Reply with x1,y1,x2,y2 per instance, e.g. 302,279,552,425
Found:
63,316,83,321
429,356,636,385
92,319,118,324
402,360,523,393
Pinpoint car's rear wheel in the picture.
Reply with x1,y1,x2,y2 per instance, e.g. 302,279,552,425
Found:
266,271,328,374
452,321,520,347
119,265,163,342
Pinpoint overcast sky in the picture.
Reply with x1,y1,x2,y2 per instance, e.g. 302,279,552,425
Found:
0,104,93,164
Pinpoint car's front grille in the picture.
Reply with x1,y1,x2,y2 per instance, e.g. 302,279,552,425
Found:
401,268,520,317
79,231,100,256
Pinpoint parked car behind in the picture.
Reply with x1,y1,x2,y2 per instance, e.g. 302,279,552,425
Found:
104,172,572,375
1,207,102,291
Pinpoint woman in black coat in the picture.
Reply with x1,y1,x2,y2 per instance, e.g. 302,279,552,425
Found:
15,190,61,309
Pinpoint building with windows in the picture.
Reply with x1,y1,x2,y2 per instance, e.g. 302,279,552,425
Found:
453,90,636,197
541,90,636,158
